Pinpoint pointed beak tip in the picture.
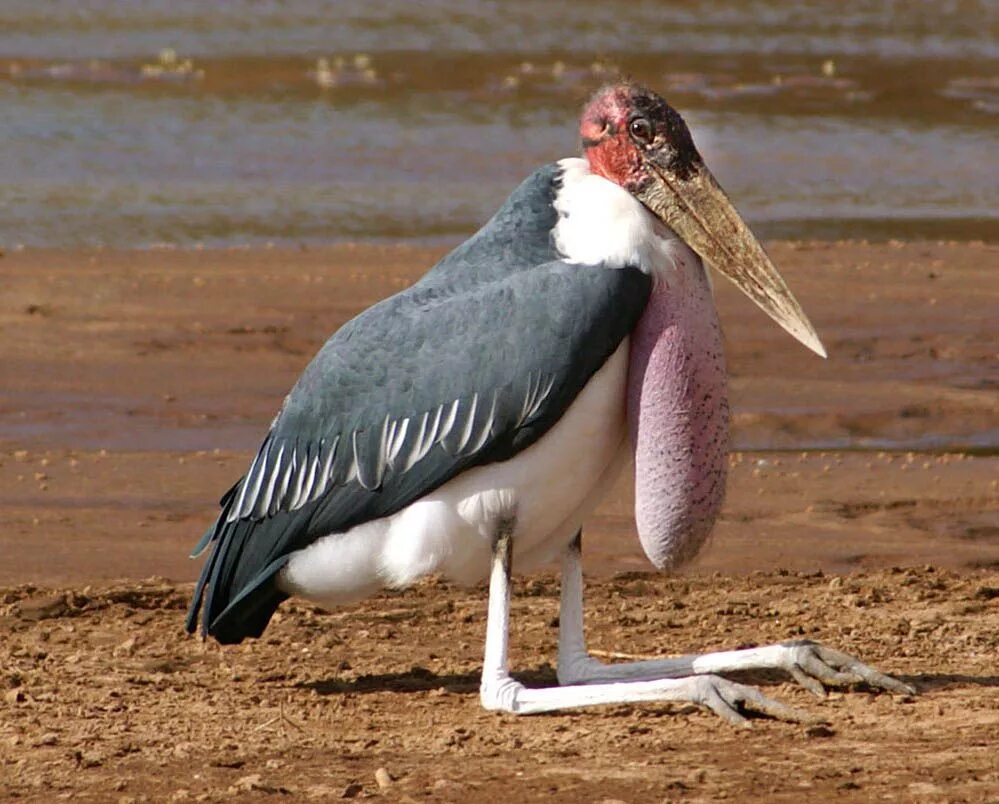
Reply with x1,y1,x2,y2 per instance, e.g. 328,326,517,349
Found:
638,159,829,361
801,332,827,359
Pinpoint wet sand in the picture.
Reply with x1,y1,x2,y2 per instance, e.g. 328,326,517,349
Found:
1,241,997,801
1,241,996,583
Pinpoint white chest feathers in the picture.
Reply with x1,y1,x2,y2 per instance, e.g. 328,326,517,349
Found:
552,157,677,273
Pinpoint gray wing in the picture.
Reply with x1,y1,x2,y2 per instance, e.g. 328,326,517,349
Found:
229,259,650,526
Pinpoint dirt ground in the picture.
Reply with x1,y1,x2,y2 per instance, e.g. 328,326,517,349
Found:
2,568,998,802
1,241,997,801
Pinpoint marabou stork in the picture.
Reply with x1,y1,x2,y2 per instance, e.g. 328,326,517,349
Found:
187,83,913,724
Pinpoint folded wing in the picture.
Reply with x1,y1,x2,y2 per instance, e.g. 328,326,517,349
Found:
186,166,652,644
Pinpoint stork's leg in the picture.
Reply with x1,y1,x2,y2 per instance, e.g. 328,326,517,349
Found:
556,533,914,696
478,522,808,724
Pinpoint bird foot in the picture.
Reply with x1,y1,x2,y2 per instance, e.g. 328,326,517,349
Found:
674,674,815,727
554,640,914,699
480,670,813,726
763,640,916,697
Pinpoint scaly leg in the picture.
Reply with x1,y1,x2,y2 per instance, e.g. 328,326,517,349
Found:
556,533,914,697
478,521,809,725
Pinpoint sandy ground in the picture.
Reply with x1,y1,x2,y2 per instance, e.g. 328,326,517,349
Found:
1,241,997,801
2,569,997,802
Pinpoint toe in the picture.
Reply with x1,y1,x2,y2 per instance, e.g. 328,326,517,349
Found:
790,665,827,698
813,646,916,694
798,651,864,686
701,684,750,727
716,680,811,724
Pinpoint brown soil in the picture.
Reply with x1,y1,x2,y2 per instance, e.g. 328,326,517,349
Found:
2,570,997,802
0,241,997,801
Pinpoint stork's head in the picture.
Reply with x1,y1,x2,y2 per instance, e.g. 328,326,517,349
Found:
580,83,826,357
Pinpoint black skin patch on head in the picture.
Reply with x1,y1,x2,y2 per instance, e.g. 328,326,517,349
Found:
626,86,702,182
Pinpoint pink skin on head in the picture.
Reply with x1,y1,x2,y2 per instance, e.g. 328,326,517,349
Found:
579,85,647,192
582,84,730,571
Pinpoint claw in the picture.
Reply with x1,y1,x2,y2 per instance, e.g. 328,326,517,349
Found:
781,641,916,695
798,651,864,686
701,684,750,727
696,675,812,727
813,644,916,695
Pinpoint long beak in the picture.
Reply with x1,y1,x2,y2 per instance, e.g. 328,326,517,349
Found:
637,160,827,358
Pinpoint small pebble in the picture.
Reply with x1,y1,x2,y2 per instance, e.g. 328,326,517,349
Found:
374,767,393,789
4,688,26,704
805,725,835,738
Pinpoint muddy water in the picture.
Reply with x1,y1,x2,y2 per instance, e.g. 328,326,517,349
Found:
1,1,996,247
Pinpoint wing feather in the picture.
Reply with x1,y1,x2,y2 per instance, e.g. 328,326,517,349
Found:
255,441,285,519
311,436,338,500
287,443,313,511
386,417,409,467
401,411,431,472
436,398,461,446
230,441,268,521
299,452,321,507
272,445,296,516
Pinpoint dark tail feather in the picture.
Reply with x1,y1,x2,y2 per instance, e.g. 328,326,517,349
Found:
190,482,242,559
204,557,290,643
186,498,312,644
185,510,230,636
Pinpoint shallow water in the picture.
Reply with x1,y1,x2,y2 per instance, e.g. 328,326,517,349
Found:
1,1,996,248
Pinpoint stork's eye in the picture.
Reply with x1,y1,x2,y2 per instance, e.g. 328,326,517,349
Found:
628,117,654,145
